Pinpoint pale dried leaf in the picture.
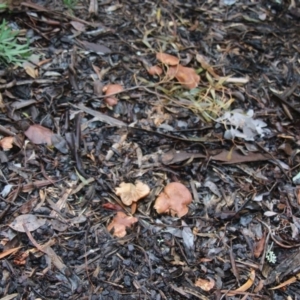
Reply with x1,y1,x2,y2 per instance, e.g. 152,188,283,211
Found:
79,40,111,54
89,0,98,15
182,220,194,250
9,214,46,232
70,21,86,32
264,211,277,217
24,124,54,145
24,66,38,78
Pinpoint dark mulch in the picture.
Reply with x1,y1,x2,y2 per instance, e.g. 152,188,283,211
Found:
1,0,300,299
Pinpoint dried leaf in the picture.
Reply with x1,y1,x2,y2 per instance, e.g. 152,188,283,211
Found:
102,203,123,211
79,40,111,54
89,0,98,15
154,182,192,218
162,148,271,165
70,21,86,32
222,269,255,295
24,124,54,145
254,235,266,258
0,246,21,259
264,211,277,217
107,211,138,237
182,220,194,250
269,275,298,290
9,214,46,232
195,277,215,291
196,53,220,79
115,181,150,206
24,65,38,78
203,180,221,197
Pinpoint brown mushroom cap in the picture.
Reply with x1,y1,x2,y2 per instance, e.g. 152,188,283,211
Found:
154,182,192,218
104,97,118,107
115,181,150,206
156,52,180,66
107,211,138,238
102,84,124,96
147,65,163,76
166,65,200,89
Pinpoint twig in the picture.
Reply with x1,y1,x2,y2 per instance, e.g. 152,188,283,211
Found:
256,218,300,249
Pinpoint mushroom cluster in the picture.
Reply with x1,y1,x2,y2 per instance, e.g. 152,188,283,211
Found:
107,181,193,237
147,52,200,89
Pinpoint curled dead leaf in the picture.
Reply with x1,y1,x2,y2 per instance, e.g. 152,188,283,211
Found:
9,214,46,232
147,65,163,76
115,181,150,206
166,65,200,89
195,277,215,291
154,182,192,218
156,52,179,66
107,211,138,237
222,269,255,296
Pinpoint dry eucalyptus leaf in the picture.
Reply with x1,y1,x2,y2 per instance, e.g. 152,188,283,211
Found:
24,124,54,146
107,211,138,237
115,181,150,206
222,269,255,295
9,214,46,232
70,21,86,32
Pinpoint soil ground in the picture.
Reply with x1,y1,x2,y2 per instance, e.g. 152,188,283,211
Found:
1,0,300,299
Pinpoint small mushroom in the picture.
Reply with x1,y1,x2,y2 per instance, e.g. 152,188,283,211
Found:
115,181,150,206
166,65,200,89
147,65,163,76
107,211,138,237
156,52,180,66
0,136,14,151
102,84,124,108
154,182,192,218
104,97,118,107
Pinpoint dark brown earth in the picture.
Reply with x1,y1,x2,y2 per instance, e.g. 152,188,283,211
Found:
1,0,300,299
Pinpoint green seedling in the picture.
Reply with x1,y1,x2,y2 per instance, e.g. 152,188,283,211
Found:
63,0,77,10
0,19,31,65
0,3,8,10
